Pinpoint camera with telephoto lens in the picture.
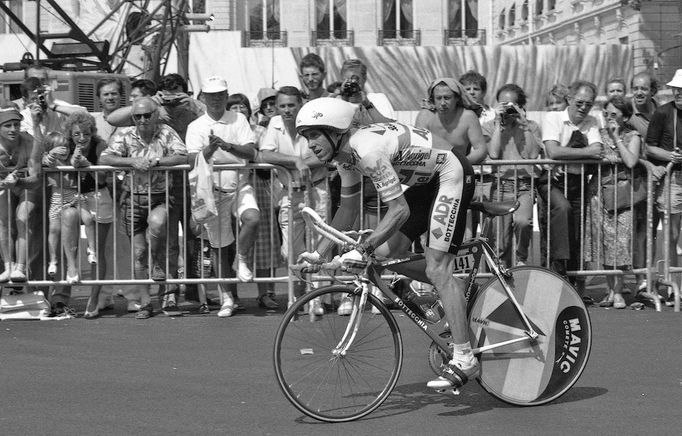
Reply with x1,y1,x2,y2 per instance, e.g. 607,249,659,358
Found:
340,80,361,98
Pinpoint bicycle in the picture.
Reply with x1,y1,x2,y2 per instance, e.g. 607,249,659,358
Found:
273,200,592,423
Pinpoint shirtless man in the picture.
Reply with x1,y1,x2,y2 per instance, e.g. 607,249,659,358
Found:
414,77,486,164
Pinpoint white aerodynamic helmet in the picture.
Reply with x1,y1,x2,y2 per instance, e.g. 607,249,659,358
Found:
296,97,357,135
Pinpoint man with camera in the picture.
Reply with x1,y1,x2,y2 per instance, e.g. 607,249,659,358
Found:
483,84,542,268
333,58,396,124
19,77,84,137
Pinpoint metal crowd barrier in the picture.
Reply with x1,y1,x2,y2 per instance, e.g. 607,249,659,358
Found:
0,159,680,311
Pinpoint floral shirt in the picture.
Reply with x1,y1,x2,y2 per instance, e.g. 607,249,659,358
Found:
102,124,187,193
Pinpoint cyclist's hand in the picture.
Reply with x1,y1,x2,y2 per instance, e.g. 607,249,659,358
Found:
297,250,324,264
338,249,367,272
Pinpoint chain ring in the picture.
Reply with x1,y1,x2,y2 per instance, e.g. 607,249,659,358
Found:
427,331,452,375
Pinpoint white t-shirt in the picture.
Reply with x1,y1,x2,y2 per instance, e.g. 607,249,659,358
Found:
185,111,255,192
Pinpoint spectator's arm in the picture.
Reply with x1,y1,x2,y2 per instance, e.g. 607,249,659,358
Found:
17,134,43,188
486,121,503,159
544,140,603,160
617,133,641,169
105,107,135,127
465,111,487,164
522,122,542,159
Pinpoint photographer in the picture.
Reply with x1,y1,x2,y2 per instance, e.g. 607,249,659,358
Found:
19,77,84,136
333,58,396,125
484,84,541,268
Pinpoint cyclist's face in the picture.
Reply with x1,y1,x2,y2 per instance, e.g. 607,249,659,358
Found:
306,129,334,162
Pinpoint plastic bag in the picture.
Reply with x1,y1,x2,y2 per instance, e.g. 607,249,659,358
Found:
189,152,218,224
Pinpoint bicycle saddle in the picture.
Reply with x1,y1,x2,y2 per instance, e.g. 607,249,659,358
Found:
469,200,520,216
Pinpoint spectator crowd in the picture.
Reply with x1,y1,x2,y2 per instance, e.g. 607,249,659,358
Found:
1,55,681,319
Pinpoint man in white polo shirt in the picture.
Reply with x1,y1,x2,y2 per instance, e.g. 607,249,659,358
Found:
258,86,329,315
538,80,603,293
185,76,260,317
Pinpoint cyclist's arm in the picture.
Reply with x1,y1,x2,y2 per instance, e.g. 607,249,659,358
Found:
361,194,410,253
316,173,362,259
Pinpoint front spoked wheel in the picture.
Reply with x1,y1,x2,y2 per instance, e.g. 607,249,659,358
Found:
468,266,592,406
273,285,403,422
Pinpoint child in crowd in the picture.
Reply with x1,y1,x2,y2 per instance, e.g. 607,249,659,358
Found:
42,131,97,281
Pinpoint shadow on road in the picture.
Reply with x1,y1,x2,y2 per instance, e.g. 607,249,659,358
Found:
292,382,608,424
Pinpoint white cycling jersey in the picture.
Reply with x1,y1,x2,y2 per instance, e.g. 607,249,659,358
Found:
334,121,474,253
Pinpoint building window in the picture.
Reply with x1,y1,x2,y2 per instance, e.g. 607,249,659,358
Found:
521,0,528,21
383,0,414,39
548,0,556,11
535,0,543,16
448,0,479,38
0,0,22,34
248,0,280,39
499,8,506,30
509,4,516,27
316,0,347,39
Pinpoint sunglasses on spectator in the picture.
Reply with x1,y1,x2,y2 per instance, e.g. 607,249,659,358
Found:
572,99,593,109
132,112,154,121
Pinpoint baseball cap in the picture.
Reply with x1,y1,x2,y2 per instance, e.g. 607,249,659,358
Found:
257,88,277,106
202,76,228,93
0,106,23,126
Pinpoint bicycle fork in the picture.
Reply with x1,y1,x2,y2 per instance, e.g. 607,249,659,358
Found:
332,281,370,357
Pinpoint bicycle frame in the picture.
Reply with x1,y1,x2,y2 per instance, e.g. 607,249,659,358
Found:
299,205,539,360
360,239,539,357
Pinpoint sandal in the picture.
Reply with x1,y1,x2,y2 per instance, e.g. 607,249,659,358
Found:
598,290,614,307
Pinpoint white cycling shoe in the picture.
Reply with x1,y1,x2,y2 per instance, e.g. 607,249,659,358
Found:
427,359,480,391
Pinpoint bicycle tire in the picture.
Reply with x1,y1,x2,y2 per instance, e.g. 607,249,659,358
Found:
273,285,403,422
468,266,592,406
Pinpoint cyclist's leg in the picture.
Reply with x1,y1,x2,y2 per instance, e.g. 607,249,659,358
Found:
424,150,477,389
424,248,478,389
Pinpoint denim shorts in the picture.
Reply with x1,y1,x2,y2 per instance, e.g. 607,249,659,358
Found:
121,192,171,235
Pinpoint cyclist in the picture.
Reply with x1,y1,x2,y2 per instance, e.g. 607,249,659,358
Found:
296,97,478,390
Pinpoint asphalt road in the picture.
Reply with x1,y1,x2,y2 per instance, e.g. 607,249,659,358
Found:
1,290,681,436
